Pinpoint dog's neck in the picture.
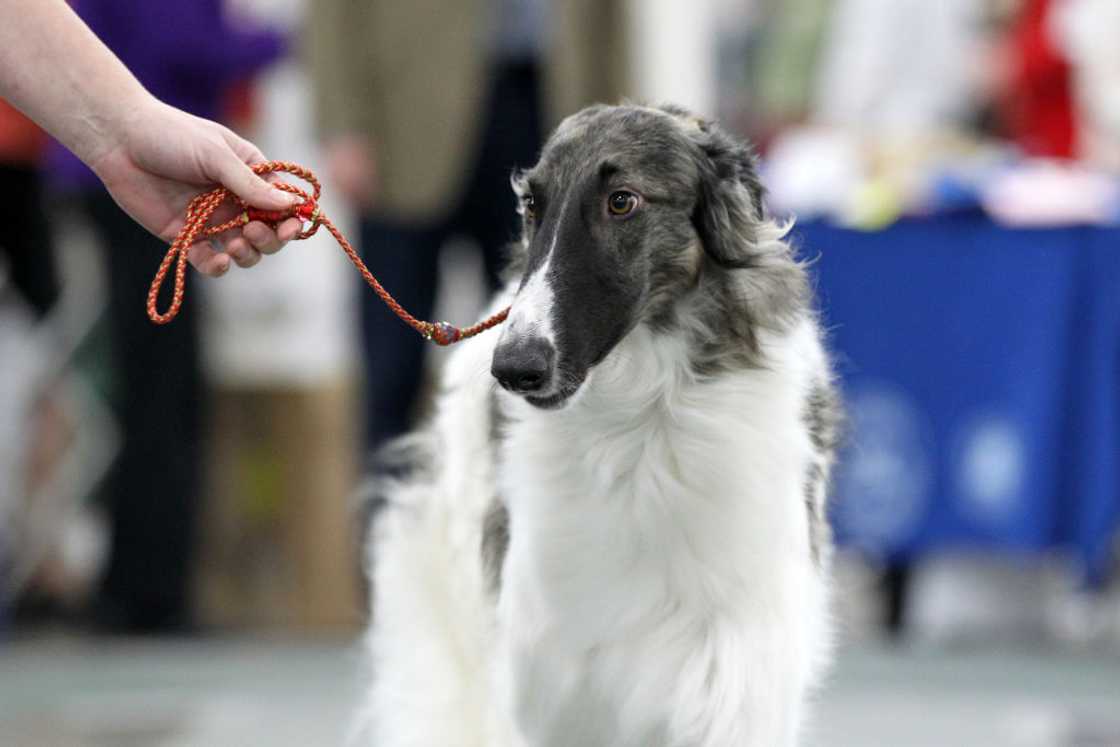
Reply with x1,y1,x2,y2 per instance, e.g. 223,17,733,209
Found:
496,315,818,633
509,323,705,428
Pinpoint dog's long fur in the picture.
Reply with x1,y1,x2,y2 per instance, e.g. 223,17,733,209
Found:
356,104,840,747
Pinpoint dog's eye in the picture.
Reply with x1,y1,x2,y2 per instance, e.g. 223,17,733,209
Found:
607,190,638,217
522,194,537,221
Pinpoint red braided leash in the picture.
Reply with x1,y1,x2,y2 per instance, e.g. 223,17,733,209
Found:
147,161,510,346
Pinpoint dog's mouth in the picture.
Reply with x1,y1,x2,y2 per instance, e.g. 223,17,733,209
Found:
520,371,586,410
524,390,572,410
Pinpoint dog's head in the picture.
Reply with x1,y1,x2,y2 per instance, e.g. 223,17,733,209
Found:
492,103,796,409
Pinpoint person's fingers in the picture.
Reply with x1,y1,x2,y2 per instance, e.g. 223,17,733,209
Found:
222,126,267,166
223,129,294,192
243,221,284,255
225,236,263,268
276,218,303,246
186,242,231,277
219,129,281,187
205,200,240,228
210,140,298,211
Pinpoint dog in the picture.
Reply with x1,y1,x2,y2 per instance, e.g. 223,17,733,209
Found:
355,103,841,747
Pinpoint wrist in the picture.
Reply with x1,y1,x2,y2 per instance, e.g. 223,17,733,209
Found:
74,83,155,168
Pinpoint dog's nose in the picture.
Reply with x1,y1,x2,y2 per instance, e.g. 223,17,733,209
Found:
492,337,555,394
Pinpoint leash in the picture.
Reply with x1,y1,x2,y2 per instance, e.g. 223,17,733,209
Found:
146,160,510,346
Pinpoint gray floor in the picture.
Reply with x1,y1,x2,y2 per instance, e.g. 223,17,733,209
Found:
0,636,1117,746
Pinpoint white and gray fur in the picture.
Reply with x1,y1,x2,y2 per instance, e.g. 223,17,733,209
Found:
355,104,841,747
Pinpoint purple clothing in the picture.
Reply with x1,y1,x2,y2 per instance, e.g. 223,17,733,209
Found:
49,0,286,190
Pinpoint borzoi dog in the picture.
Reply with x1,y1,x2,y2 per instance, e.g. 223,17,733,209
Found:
357,103,841,747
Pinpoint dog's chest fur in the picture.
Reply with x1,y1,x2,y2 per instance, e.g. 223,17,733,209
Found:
493,322,827,747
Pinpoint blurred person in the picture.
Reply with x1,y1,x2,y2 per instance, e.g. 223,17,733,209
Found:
0,99,59,624
31,0,288,632
308,0,632,453
997,0,1077,158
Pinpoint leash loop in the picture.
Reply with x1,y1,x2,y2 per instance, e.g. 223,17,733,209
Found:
146,160,510,345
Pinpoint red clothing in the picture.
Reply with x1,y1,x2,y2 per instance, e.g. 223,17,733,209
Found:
0,100,46,166
1003,0,1077,158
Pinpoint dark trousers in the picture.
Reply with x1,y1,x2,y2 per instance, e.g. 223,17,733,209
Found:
0,165,59,317
359,61,543,451
86,191,202,632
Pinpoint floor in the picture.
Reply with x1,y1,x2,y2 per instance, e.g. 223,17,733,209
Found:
1,635,1117,746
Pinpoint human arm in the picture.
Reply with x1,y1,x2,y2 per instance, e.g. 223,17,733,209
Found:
0,0,300,275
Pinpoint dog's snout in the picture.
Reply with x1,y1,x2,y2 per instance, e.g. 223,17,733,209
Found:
492,337,555,394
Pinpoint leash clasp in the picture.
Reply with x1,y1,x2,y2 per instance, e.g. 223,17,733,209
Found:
424,321,463,346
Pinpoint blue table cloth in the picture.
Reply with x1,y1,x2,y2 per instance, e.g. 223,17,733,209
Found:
794,215,1120,584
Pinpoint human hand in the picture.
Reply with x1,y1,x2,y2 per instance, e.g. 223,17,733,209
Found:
323,133,378,208
88,98,304,276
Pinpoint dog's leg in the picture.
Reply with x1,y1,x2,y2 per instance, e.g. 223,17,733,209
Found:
355,295,517,747
665,569,829,747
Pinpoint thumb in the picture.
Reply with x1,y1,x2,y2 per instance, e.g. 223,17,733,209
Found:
212,145,299,210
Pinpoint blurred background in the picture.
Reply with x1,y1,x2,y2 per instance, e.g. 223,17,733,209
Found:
1,0,1117,744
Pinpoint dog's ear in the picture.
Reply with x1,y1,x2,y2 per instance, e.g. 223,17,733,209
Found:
503,168,532,279
688,120,767,269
